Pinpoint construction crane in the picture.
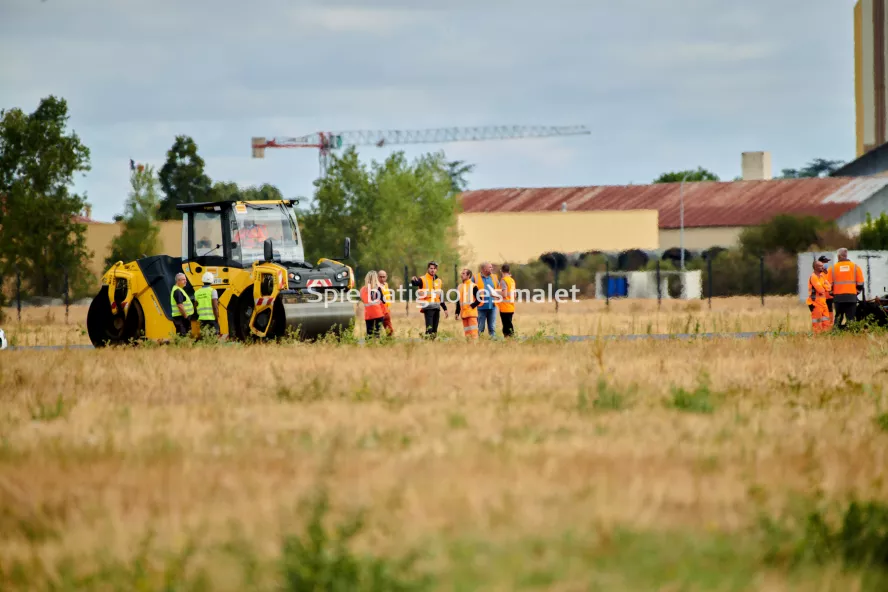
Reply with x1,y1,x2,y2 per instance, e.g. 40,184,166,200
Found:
251,124,591,177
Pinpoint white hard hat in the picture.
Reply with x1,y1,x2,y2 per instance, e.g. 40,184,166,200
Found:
0,328,7,351
202,272,214,284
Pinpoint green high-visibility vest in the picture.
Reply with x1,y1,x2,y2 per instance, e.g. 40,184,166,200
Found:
194,286,216,321
170,285,194,318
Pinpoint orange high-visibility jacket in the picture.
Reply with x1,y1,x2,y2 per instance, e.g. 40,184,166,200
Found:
808,272,827,302
458,280,478,318
360,285,385,320
827,260,864,298
497,276,516,313
475,273,499,305
417,274,443,306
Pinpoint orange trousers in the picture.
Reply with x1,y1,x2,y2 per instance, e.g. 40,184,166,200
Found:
811,299,832,333
462,316,478,340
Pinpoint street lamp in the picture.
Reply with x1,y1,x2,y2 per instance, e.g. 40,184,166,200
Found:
679,171,691,270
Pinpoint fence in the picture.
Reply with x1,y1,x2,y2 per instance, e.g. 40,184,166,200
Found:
1,264,73,324
796,250,888,303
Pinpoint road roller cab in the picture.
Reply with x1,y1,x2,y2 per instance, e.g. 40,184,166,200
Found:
87,199,356,346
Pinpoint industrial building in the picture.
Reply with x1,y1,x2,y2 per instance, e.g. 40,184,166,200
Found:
457,152,888,265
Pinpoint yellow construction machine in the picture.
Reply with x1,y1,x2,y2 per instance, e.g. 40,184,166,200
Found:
86,199,356,346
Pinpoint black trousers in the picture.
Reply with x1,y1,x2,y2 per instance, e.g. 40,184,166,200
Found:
365,317,384,339
500,312,514,337
423,308,440,337
172,317,191,337
834,301,857,329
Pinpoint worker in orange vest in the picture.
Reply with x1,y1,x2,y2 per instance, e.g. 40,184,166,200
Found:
817,255,834,325
455,268,481,340
410,261,448,338
359,270,386,339
808,260,830,334
496,263,517,338
377,269,394,337
233,219,269,248
826,248,864,330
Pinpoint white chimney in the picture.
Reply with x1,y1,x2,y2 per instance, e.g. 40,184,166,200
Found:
741,151,772,181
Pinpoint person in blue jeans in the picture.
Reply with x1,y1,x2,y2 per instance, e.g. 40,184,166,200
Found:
475,262,499,337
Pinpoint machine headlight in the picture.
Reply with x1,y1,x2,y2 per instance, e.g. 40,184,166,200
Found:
289,273,301,282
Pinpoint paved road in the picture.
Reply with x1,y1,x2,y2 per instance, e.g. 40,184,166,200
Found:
4,331,799,351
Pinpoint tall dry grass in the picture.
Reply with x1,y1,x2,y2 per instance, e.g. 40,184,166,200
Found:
2,329,888,589
2,295,810,347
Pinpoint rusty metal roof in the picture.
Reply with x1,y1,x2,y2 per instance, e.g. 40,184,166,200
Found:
458,177,888,229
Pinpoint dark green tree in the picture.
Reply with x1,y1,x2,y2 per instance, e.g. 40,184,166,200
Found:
208,181,285,202
0,95,93,298
105,163,162,267
779,158,845,178
447,160,475,192
299,147,462,280
739,214,844,257
653,167,719,183
157,135,212,220
859,212,888,249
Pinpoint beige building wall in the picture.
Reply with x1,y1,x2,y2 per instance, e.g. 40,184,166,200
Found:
658,227,743,250
85,220,183,279
457,210,659,268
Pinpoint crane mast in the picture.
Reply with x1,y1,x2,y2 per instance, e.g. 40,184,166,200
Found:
251,124,590,176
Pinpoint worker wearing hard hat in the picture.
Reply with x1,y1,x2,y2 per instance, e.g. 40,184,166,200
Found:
194,271,221,338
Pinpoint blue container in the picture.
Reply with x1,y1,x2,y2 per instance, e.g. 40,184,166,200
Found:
607,276,628,297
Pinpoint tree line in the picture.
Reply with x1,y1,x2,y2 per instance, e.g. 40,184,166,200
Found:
3,93,885,310
0,95,472,309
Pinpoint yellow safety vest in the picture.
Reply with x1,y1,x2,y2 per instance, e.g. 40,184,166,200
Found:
194,286,216,321
170,285,194,318
381,283,392,311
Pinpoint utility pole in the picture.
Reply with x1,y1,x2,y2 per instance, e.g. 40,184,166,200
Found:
859,252,882,301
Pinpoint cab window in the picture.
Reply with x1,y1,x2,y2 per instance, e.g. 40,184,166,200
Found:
192,211,223,257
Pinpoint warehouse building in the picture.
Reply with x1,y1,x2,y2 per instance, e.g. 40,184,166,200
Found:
458,174,888,264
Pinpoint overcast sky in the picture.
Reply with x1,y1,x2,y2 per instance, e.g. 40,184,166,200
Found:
0,0,855,222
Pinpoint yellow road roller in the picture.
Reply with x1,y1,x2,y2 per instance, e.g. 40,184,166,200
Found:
86,199,356,346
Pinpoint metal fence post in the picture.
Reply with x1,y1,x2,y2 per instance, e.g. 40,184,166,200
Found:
656,260,661,309
605,260,610,308
759,256,765,306
707,255,713,309
64,268,70,325
16,264,22,323
453,263,458,288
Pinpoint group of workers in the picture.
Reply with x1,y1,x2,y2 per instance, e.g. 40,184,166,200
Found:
169,271,223,339
359,260,517,340
807,248,865,333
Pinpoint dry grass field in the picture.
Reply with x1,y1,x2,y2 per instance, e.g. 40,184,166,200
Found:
3,295,809,348
2,297,888,590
